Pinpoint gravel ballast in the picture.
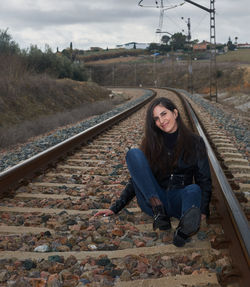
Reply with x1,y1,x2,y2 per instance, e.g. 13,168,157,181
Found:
178,89,249,162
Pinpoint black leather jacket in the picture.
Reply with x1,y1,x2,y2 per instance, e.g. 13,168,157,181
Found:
110,136,212,216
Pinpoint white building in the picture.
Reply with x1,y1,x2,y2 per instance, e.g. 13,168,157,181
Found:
237,43,250,49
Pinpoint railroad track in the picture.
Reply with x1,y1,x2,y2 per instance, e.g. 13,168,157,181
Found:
0,88,249,287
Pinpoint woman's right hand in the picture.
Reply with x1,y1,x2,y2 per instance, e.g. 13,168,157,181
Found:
94,209,115,217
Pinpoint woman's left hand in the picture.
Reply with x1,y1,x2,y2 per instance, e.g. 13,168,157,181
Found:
93,209,114,217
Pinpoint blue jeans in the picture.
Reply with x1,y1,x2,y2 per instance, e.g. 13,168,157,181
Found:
126,148,201,219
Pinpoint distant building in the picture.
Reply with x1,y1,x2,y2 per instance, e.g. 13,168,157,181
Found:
193,41,210,51
116,42,150,49
237,43,250,49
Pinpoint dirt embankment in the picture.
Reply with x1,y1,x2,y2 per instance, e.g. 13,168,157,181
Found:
217,64,250,113
0,79,110,128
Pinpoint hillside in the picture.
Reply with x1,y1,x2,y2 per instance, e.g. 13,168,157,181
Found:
0,78,110,127
1,48,249,149
85,49,250,113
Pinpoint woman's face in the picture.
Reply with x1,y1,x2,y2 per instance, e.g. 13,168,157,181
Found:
153,104,178,133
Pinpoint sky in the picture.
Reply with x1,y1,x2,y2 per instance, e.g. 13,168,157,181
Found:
0,0,249,52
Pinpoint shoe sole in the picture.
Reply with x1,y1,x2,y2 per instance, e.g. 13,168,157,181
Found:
178,207,201,236
158,224,171,231
153,214,171,231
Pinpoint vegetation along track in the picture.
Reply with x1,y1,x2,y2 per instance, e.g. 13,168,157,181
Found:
0,88,249,287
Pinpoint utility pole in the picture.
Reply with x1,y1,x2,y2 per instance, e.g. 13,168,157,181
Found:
184,0,217,101
182,17,193,94
134,63,137,86
209,0,217,102
88,67,92,82
171,43,175,87
112,64,115,86
153,52,157,87
187,17,193,94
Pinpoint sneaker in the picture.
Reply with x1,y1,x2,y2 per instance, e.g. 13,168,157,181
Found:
173,207,201,247
152,205,171,231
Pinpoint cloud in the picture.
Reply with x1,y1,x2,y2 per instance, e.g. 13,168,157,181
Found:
0,0,249,50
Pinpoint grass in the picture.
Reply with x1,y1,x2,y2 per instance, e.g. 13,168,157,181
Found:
0,97,126,148
217,49,250,63
89,61,246,91
0,74,111,127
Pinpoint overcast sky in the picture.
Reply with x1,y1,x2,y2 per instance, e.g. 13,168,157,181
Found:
1,0,249,52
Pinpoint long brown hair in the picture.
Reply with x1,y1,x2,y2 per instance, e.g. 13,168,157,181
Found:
140,97,196,177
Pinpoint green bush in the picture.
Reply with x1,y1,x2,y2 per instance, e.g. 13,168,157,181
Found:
23,45,88,81
0,29,20,55
0,29,88,82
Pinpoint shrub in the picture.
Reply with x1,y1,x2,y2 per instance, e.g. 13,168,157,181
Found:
0,29,20,55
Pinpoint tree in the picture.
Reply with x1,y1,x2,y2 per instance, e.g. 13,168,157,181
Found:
61,48,72,59
0,29,20,55
227,37,236,51
191,39,199,45
171,32,186,51
147,42,160,52
161,35,170,45
0,30,88,81
159,44,171,53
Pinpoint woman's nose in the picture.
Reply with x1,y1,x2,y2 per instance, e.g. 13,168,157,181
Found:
159,116,164,123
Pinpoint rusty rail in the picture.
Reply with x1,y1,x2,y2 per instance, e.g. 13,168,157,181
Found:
172,88,250,286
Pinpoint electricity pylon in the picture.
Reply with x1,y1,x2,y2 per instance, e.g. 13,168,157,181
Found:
184,0,217,101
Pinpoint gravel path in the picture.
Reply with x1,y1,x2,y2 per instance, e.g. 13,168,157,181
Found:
0,89,153,172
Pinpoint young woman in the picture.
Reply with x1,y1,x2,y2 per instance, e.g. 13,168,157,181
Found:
94,97,212,247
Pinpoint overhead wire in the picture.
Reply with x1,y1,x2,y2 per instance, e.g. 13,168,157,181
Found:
138,0,185,9
159,2,186,35
139,1,210,42
153,2,210,41
192,13,209,35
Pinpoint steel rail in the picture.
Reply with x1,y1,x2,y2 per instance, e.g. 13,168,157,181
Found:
176,90,250,286
189,104,250,255
0,89,156,197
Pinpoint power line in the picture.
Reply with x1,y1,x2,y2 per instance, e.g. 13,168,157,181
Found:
138,0,218,101
138,1,185,42
138,0,185,9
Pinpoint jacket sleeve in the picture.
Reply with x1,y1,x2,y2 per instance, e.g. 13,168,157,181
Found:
109,178,135,214
194,137,212,216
